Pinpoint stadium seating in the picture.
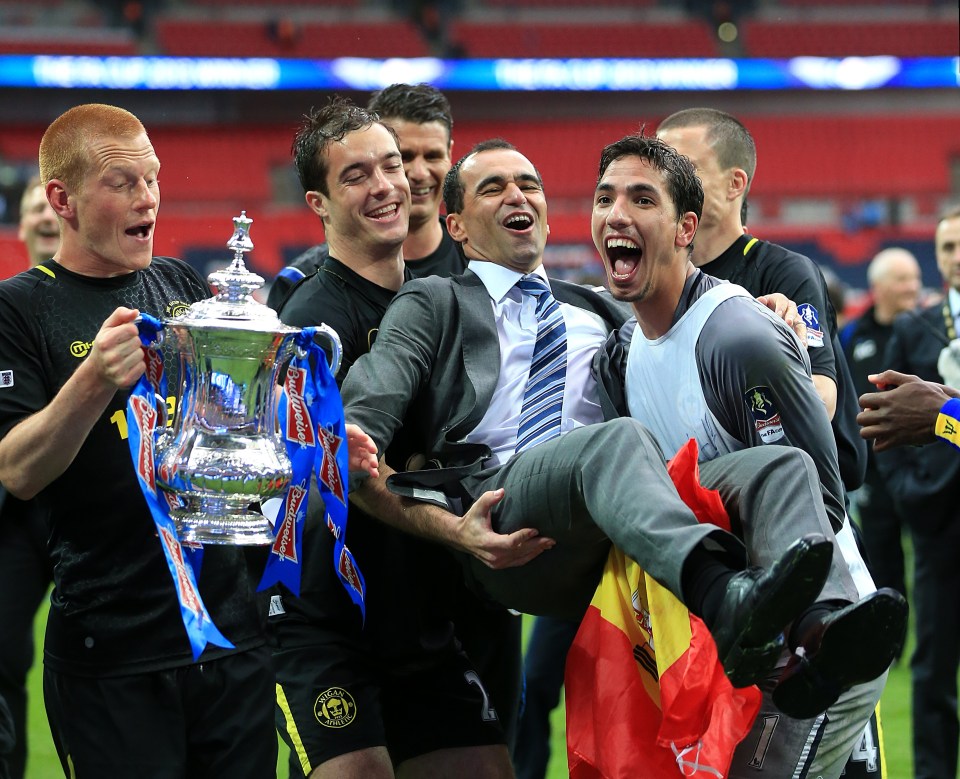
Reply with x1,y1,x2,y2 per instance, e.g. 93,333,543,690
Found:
742,19,958,58
450,19,718,59
155,18,430,58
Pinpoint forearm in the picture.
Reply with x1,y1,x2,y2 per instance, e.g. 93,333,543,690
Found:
0,358,116,498
350,461,463,548
812,373,838,420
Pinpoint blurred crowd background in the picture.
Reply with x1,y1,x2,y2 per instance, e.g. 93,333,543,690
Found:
0,0,957,321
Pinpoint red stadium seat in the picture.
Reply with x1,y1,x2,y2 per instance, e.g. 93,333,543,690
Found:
451,20,718,59
155,18,429,58
743,19,958,58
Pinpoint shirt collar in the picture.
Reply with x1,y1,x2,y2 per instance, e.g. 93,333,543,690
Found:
470,260,551,304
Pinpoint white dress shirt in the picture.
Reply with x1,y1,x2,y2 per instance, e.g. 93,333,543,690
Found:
463,261,608,466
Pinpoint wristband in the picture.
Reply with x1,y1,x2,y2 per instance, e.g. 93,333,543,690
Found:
935,397,960,450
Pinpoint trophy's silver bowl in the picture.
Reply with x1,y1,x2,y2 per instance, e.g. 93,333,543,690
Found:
154,212,340,545
157,320,298,545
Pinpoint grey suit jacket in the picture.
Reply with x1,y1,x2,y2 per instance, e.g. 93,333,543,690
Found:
341,268,628,509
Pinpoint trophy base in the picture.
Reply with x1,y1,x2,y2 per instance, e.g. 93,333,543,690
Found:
172,498,275,546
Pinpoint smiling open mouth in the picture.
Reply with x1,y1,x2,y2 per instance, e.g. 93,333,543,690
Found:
368,204,399,220
606,237,641,279
504,214,532,231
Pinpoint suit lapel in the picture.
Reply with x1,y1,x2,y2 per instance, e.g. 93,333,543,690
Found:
451,271,501,436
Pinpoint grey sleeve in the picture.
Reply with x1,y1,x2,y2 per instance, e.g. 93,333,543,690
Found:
697,298,846,521
340,281,440,456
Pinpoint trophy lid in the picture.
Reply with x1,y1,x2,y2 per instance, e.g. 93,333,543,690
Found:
170,212,297,333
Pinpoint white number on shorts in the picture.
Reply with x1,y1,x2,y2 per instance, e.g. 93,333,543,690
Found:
748,715,779,768
847,720,879,773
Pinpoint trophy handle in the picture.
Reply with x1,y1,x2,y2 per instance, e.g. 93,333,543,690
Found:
313,324,342,378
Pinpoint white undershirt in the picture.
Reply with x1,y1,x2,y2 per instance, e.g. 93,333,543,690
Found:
463,261,608,467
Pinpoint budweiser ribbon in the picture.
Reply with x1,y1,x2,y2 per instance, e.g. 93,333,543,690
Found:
127,314,233,660
259,329,366,620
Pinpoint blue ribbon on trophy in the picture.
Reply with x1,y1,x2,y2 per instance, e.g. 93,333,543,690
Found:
127,314,366,657
259,328,367,621
127,313,233,660
124,212,365,656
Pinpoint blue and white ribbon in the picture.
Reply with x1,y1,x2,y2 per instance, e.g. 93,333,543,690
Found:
127,319,366,659
127,314,232,660
258,328,365,620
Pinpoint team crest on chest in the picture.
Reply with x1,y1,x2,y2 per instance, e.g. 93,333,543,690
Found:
166,300,191,319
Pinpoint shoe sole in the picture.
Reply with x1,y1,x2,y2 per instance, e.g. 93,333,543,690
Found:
723,535,834,688
772,588,908,719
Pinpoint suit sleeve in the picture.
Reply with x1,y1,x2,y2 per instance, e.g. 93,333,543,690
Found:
341,281,440,456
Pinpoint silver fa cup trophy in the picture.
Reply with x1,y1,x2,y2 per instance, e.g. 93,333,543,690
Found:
155,212,341,545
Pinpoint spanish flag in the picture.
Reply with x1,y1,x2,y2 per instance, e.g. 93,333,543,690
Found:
566,439,761,778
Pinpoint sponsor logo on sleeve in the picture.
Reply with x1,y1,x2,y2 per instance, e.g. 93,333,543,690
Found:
744,386,785,443
798,303,824,348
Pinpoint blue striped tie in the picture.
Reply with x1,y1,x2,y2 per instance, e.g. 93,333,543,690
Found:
515,275,568,453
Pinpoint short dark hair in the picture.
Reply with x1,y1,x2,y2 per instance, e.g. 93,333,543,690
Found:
597,133,704,222
291,95,398,195
443,139,542,215
658,107,757,193
367,83,453,143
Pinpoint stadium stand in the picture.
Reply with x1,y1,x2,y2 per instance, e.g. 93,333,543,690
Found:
155,19,430,58
0,0,957,294
742,19,958,57
449,19,718,59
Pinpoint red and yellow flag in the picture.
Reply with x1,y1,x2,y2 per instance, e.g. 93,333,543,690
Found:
566,439,761,778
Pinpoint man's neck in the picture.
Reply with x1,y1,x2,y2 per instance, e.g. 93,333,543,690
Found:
872,301,899,326
690,220,744,268
402,216,443,264
327,239,405,292
632,263,696,339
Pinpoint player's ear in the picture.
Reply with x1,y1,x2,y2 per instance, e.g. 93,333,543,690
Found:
305,190,329,221
729,168,748,202
676,212,697,249
47,180,72,219
446,212,466,243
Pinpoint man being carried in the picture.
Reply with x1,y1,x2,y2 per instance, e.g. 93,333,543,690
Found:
591,132,906,777
340,139,862,719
